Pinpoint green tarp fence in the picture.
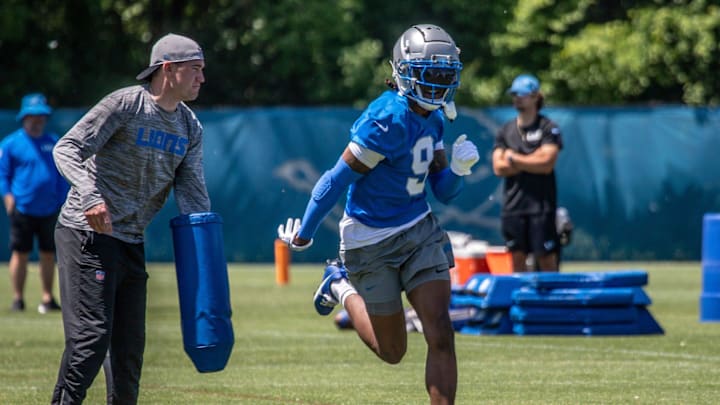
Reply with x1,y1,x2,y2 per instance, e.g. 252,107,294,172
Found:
1,105,718,262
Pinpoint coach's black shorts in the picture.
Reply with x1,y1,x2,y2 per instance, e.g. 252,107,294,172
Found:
501,213,558,256
9,210,59,252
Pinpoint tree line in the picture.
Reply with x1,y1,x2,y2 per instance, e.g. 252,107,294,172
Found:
1,0,718,109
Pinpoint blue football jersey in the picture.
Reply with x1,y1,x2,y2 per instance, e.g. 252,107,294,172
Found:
346,91,446,228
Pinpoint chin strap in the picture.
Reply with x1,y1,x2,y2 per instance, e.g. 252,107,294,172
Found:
443,101,457,121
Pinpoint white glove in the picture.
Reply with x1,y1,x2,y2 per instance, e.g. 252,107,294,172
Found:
277,218,313,251
450,134,479,176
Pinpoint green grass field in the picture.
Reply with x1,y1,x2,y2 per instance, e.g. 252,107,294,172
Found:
1,261,719,404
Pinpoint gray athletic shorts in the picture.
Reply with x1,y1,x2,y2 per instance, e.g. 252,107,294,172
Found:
339,213,454,316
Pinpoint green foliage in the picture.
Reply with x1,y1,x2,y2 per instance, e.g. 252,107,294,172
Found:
481,0,720,106
206,0,367,105
549,1,720,105
477,0,597,105
1,0,718,107
550,21,649,103
338,38,389,107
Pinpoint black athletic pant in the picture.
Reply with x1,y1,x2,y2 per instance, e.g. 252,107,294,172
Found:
51,225,147,405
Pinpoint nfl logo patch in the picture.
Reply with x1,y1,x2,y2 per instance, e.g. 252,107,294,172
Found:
95,270,105,281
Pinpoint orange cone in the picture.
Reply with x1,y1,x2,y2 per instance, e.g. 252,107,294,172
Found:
274,238,290,285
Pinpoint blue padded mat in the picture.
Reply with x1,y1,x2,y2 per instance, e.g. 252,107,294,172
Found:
510,305,638,324
458,312,514,335
524,271,648,289
512,287,635,307
455,275,526,308
450,294,489,309
512,308,664,335
631,288,652,305
446,306,508,328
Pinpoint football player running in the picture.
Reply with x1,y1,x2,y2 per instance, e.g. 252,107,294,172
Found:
278,24,478,405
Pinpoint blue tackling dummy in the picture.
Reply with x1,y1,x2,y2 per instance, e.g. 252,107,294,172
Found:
171,212,234,372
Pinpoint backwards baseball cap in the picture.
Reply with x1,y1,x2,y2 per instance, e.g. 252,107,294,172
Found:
507,74,540,96
16,93,52,122
136,33,204,81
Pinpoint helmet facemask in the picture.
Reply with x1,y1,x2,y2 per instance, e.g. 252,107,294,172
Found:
392,25,463,113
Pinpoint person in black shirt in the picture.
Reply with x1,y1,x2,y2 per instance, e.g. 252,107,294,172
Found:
492,74,563,272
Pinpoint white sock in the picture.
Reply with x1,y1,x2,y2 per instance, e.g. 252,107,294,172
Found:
330,279,357,307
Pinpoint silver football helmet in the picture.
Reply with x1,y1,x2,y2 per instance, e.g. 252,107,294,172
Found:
391,24,463,113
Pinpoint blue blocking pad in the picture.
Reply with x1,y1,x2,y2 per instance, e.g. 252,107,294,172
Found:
524,271,648,289
512,309,664,336
510,305,638,324
171,212,234,372
449,270,663,336
512,288,636,307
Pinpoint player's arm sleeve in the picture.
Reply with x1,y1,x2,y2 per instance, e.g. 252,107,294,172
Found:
297,156,364,240
52,95,126,212
426,143,463,204
174,119,211,214
429,167,463,204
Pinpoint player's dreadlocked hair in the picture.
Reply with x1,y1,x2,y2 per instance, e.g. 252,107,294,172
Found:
385,78,398,91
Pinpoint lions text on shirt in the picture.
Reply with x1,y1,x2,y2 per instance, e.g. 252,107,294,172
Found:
53,85,210,243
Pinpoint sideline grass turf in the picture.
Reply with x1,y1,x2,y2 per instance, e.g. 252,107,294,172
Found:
1,262,719,404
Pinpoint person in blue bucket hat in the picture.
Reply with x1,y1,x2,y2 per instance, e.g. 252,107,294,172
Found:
492,74,564,272
0,93,67,313
16,93,53,121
